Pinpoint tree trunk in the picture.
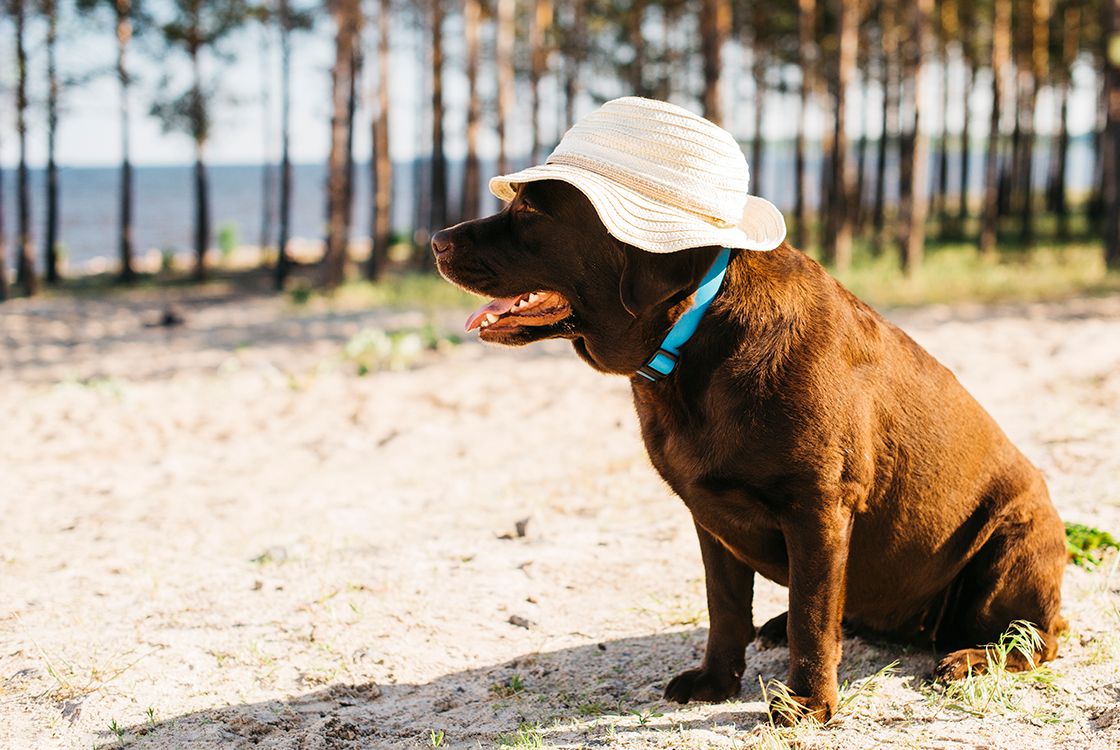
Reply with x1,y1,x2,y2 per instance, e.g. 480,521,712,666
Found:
954,58,974,238
1049,5,1079,240
368,0,392,280
430,0,447,243
700,0,730,125
562,0,586,129
345,44,359,234
751,44,766,198
275,0,293,290
628,0,648,97
193,143,210,282
188,38,210,283
873,4,897,254
1019,0,1050,246
15,0,39,296
259,18,277,260
827,0,859,272
0,114,7,301
496,0,515,176
980,0,1011,255
1104,0,1120,268
794,0,816,250
462,0,482,221
855,76,869,230
323,0,360,288
935,71,950,228
899,0,933,274
529,0,551,162
117,0,137,284
45,0,61,284
657,1,683,101
934,1,956,235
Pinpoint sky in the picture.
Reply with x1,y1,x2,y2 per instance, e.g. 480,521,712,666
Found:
0,4,1105,172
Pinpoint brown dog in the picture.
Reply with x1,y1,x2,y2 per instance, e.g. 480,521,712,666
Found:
432,179,1067,724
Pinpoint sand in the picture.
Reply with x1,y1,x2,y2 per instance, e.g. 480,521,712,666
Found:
1,285,1119,749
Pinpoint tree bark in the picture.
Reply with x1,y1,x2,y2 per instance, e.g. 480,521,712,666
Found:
827,0,859,272
193,141,210,282
430,0,447,239
628,0,648,97
1019,0,1050,246
1049,4,1079,240
794,0,816,250
323,0,360,288
529,0,552,162
45,0,61,284
16,0,39,296
900,0,933,274
496,0,515,175
873,4,897,255
275,0,293,290
954,52,972,238
700,0,731,125
368,0,392,280
751,44,766,198
0,110,7,301
259,16,277,260
117,0,137,284
461,0,482,222
933,0,957,235
981,0,1011,255
1104,0,1120,268
562,0,586,129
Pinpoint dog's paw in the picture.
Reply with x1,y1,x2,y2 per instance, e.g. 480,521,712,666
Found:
768,693,833,726
935,649,989,681
663,667,741,704
754,611,788,650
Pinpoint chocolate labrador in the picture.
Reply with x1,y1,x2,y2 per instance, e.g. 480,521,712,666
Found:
431,180,1067,724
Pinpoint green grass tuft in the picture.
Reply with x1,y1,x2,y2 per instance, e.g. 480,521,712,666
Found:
932,621,1065,721
1065,522,1120,570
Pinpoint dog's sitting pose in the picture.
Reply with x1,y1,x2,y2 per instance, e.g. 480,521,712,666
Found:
432,97,1066,724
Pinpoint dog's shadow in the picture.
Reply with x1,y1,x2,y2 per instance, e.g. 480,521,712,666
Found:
92,629,936,748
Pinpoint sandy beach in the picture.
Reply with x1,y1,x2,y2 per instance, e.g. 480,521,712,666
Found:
1,282,1119,749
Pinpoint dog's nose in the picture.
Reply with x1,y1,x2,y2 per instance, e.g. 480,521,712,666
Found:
431,230,453,258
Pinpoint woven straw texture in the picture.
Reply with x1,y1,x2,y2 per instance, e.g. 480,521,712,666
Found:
489,97,787,253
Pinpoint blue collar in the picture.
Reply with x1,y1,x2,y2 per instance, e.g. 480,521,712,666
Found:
637,247,732,381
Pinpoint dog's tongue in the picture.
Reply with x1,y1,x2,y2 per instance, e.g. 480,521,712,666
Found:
465,297,520,332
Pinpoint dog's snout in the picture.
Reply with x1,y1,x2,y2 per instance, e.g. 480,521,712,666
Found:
431,230,454,258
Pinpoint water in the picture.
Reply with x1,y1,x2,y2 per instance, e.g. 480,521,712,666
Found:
0,139,1098,274
1,163,392,273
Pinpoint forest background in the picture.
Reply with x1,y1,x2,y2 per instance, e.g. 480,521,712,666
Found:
1,0,1120,301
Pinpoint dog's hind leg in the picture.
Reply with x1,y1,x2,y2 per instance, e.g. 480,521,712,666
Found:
754,611,788,649
664,521,757,704
934,481,1067,681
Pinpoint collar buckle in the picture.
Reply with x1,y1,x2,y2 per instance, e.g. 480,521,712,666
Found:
637,349,678,381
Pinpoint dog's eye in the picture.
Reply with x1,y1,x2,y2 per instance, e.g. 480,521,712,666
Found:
519,199,537,214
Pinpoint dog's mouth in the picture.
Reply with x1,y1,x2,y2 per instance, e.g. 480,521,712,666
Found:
465,291,572,335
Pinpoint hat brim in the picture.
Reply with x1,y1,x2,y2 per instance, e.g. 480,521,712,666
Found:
490,163,786,254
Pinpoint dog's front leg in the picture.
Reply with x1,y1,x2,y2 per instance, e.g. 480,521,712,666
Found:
664,521,756,704
772,509,853,725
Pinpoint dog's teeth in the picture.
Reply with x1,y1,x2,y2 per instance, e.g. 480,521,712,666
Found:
528,293,541,303
486,313,500,324
516,299,529,309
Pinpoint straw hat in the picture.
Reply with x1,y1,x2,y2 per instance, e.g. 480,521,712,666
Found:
489,96,786,254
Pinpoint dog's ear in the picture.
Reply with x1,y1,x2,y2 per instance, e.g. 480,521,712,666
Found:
618,247,720,318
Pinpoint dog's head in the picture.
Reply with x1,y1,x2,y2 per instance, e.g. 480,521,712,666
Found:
432,180,722,375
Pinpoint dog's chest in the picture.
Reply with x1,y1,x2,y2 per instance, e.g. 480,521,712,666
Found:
632,383,790,574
